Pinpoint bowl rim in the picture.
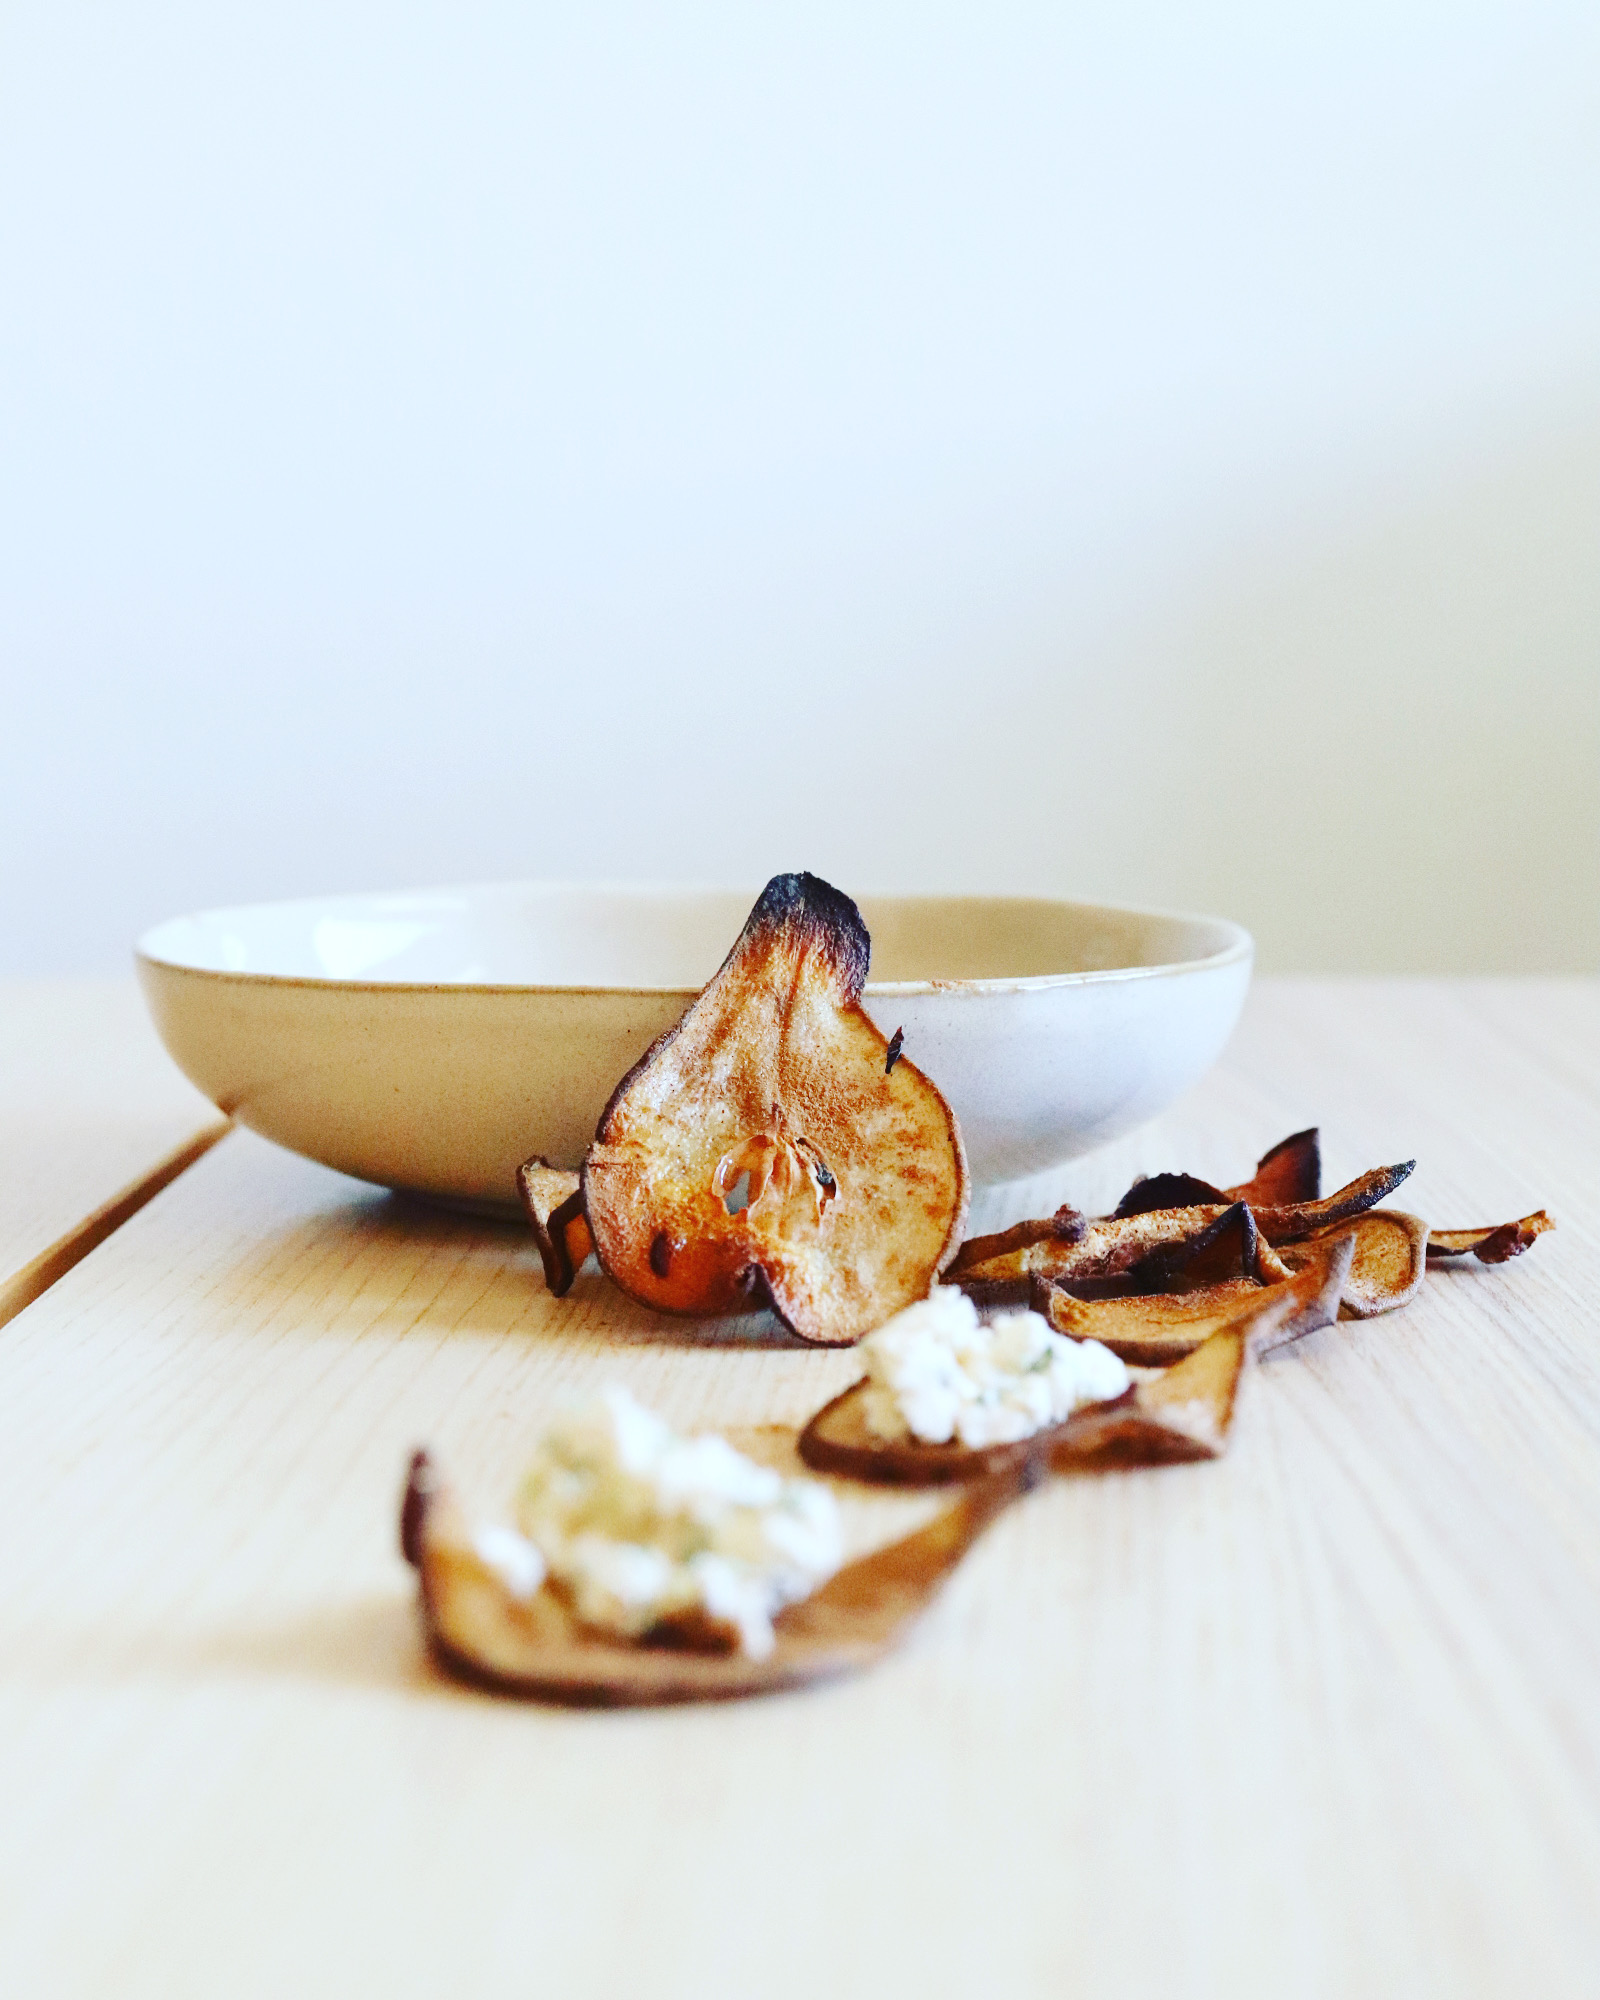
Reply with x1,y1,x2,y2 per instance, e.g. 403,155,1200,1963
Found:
135,881,1254,999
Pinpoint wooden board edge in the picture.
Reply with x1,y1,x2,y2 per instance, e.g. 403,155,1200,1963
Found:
0,1118,233,1331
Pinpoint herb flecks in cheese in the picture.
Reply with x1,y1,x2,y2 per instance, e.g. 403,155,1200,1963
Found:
514,1387,842,1658
860,1288,1129,1450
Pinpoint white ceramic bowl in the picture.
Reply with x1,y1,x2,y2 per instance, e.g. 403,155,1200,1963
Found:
136,883,1252,1209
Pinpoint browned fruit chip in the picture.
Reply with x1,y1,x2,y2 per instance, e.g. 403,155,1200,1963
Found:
950,1165,1411,1306
516,1158,594,1296
1281,1209,1428,1318
799,1313,1265,1486
1113,1172,1228,1218
580,874,969,1346
949,1206,1088,1272
946,1207,1087,1282
1043,1282,1259,1365
1426,1210,1555,1265
1250,1228,1357,1350
1109,1128,1321,1220
1123,1199,1265,1291
401,1448,1031,1706
1224,1127,1322,1206
949,1206,1230,1305
1067,1320,1249,1463
1042,1231,1355,1365
1249,1161,1415,1240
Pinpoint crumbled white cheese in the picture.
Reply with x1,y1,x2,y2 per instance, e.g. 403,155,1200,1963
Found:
472,1523,547,1601
514,1385,842,1658
859,1286,1130,1450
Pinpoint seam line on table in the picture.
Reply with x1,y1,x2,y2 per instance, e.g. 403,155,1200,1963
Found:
0,1120,234,1333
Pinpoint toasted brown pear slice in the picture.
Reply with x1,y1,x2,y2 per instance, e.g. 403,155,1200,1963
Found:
1042,1280,1259,1362
798,1311,1266,1486
1225,1127,1321,1206
1109,1128,1321,1220
1280,1208,1428,1318
401,1448,1031,1706
949,1164,1413,1305
949,1205,1229,1305
580,875,968,1346
1426,1210,1555,1264
1113,1172,1228,1217
1041,1230,1355,1364
949,1205,1089,1267
1124,1199,1267,1290
516,1158,594,1296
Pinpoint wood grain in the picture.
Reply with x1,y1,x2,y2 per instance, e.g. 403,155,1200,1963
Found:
0,980,228,1325
1,978,1596,1999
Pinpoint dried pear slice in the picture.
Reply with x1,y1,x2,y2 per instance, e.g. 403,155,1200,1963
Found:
1426,1210,1555,1264
1042,1281,1260,1364
949,1206,1227,1306
1225,1127,1322,1206
1108,1128,1321,1220
1250,1228,1357,1350
1113,1172,1228,1218
950,1164,1412,1304
516,1158,594,1296
799,1312,1265,1486
401,1448,1031,1705
1239,1162,1415,1240
1075,1321,1248,1462
1041,1231,1354,1364
948,1206,1088,1272
580,874,969,1346
1124,1199,1265,1291
1281,1209,1428,1318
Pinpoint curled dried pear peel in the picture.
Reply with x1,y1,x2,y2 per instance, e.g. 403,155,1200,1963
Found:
580,874,968,1346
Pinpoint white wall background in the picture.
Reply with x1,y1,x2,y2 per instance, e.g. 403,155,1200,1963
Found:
3,2,1597,975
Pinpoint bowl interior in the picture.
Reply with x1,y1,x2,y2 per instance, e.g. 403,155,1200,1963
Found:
137,885,1247,992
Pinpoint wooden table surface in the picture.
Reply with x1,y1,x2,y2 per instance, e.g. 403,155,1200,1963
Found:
2,977,1597,1999
0,982,226,1329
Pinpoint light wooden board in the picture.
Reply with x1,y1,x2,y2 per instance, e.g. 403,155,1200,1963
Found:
1,979,1597,1999
0,980,228,1325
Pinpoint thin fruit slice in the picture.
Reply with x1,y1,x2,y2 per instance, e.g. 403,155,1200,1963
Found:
1225,1127,1321,1206
516,1158,594,1296
1041,1231,1355,1365
1071,1322,1249,1463
1249,1229,1358,1351
949,1164,1413,1304
1122,1199,1269,1291
1042,1283,1258,1364
949,1205,1228,1305
799,1312,1263,1485
1109,1128,1321,1219
401,1448,1032,1706
1426,1210,1555,1264
949,1206,1088,1267
1242,1162,1415,1241
580,874,969,1346
1281,1209,1428,1318
1113,1172,1227,1218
